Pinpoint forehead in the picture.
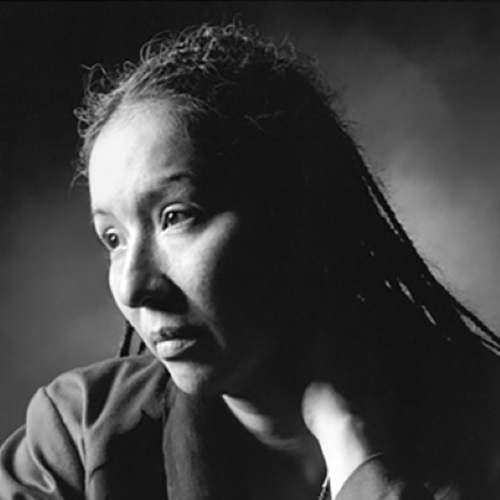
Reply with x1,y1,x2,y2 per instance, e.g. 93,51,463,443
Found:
90,100,187,173
88,101,193,207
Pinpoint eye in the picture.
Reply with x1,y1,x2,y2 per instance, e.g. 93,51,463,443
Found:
160,205,199,231
101,229,122,251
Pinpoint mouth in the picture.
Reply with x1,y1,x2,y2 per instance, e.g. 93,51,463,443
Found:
151,325,204,361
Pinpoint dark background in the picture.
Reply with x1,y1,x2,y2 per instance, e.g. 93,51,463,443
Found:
1,2,499,442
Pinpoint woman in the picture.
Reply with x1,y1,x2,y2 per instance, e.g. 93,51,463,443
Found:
1,23,499,499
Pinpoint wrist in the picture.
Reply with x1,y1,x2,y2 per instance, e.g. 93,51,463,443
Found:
317,415,372,497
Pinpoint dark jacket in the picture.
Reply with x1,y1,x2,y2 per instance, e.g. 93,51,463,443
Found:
0,355,492,499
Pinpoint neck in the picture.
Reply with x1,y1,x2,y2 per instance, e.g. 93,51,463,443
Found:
223,389,306,449
221,328,319,450
222,377,326,491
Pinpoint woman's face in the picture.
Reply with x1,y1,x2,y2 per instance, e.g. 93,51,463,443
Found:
89,101,309,396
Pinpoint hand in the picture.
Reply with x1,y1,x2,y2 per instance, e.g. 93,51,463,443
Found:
302,382,374,498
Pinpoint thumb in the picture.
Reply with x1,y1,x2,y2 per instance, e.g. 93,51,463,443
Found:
302,382,351,435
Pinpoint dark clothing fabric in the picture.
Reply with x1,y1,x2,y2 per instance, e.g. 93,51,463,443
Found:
0,355,493,499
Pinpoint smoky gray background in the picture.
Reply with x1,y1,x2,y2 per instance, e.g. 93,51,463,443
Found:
1,2,499,442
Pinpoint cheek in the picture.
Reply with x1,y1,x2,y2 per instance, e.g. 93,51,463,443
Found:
108,263,120,309
185,215,290,332
175,215,243,312
108,260,123,309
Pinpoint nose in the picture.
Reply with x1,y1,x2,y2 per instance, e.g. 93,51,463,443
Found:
113,238,181,311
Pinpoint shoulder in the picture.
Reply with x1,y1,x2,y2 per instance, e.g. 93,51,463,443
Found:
46,354,167,409
39,355,169,461
38,355,170,479
44,354,169,429
50,352,166,389
0,356,170,497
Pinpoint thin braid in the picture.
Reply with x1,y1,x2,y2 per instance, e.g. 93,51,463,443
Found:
137,340,147,355
359,158,500,354
118,323,149,357
118,322,134,357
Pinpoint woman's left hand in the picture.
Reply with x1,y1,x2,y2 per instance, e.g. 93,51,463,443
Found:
302,382,374,498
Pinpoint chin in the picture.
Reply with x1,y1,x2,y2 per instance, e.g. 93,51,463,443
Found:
162,359,226,396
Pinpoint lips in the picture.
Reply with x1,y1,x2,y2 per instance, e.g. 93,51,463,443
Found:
151,325,204,361
151,325,199,342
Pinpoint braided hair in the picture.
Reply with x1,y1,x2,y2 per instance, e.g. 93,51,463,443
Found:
75,23,499,364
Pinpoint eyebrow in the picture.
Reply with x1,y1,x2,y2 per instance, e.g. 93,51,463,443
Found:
91,172,196,219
